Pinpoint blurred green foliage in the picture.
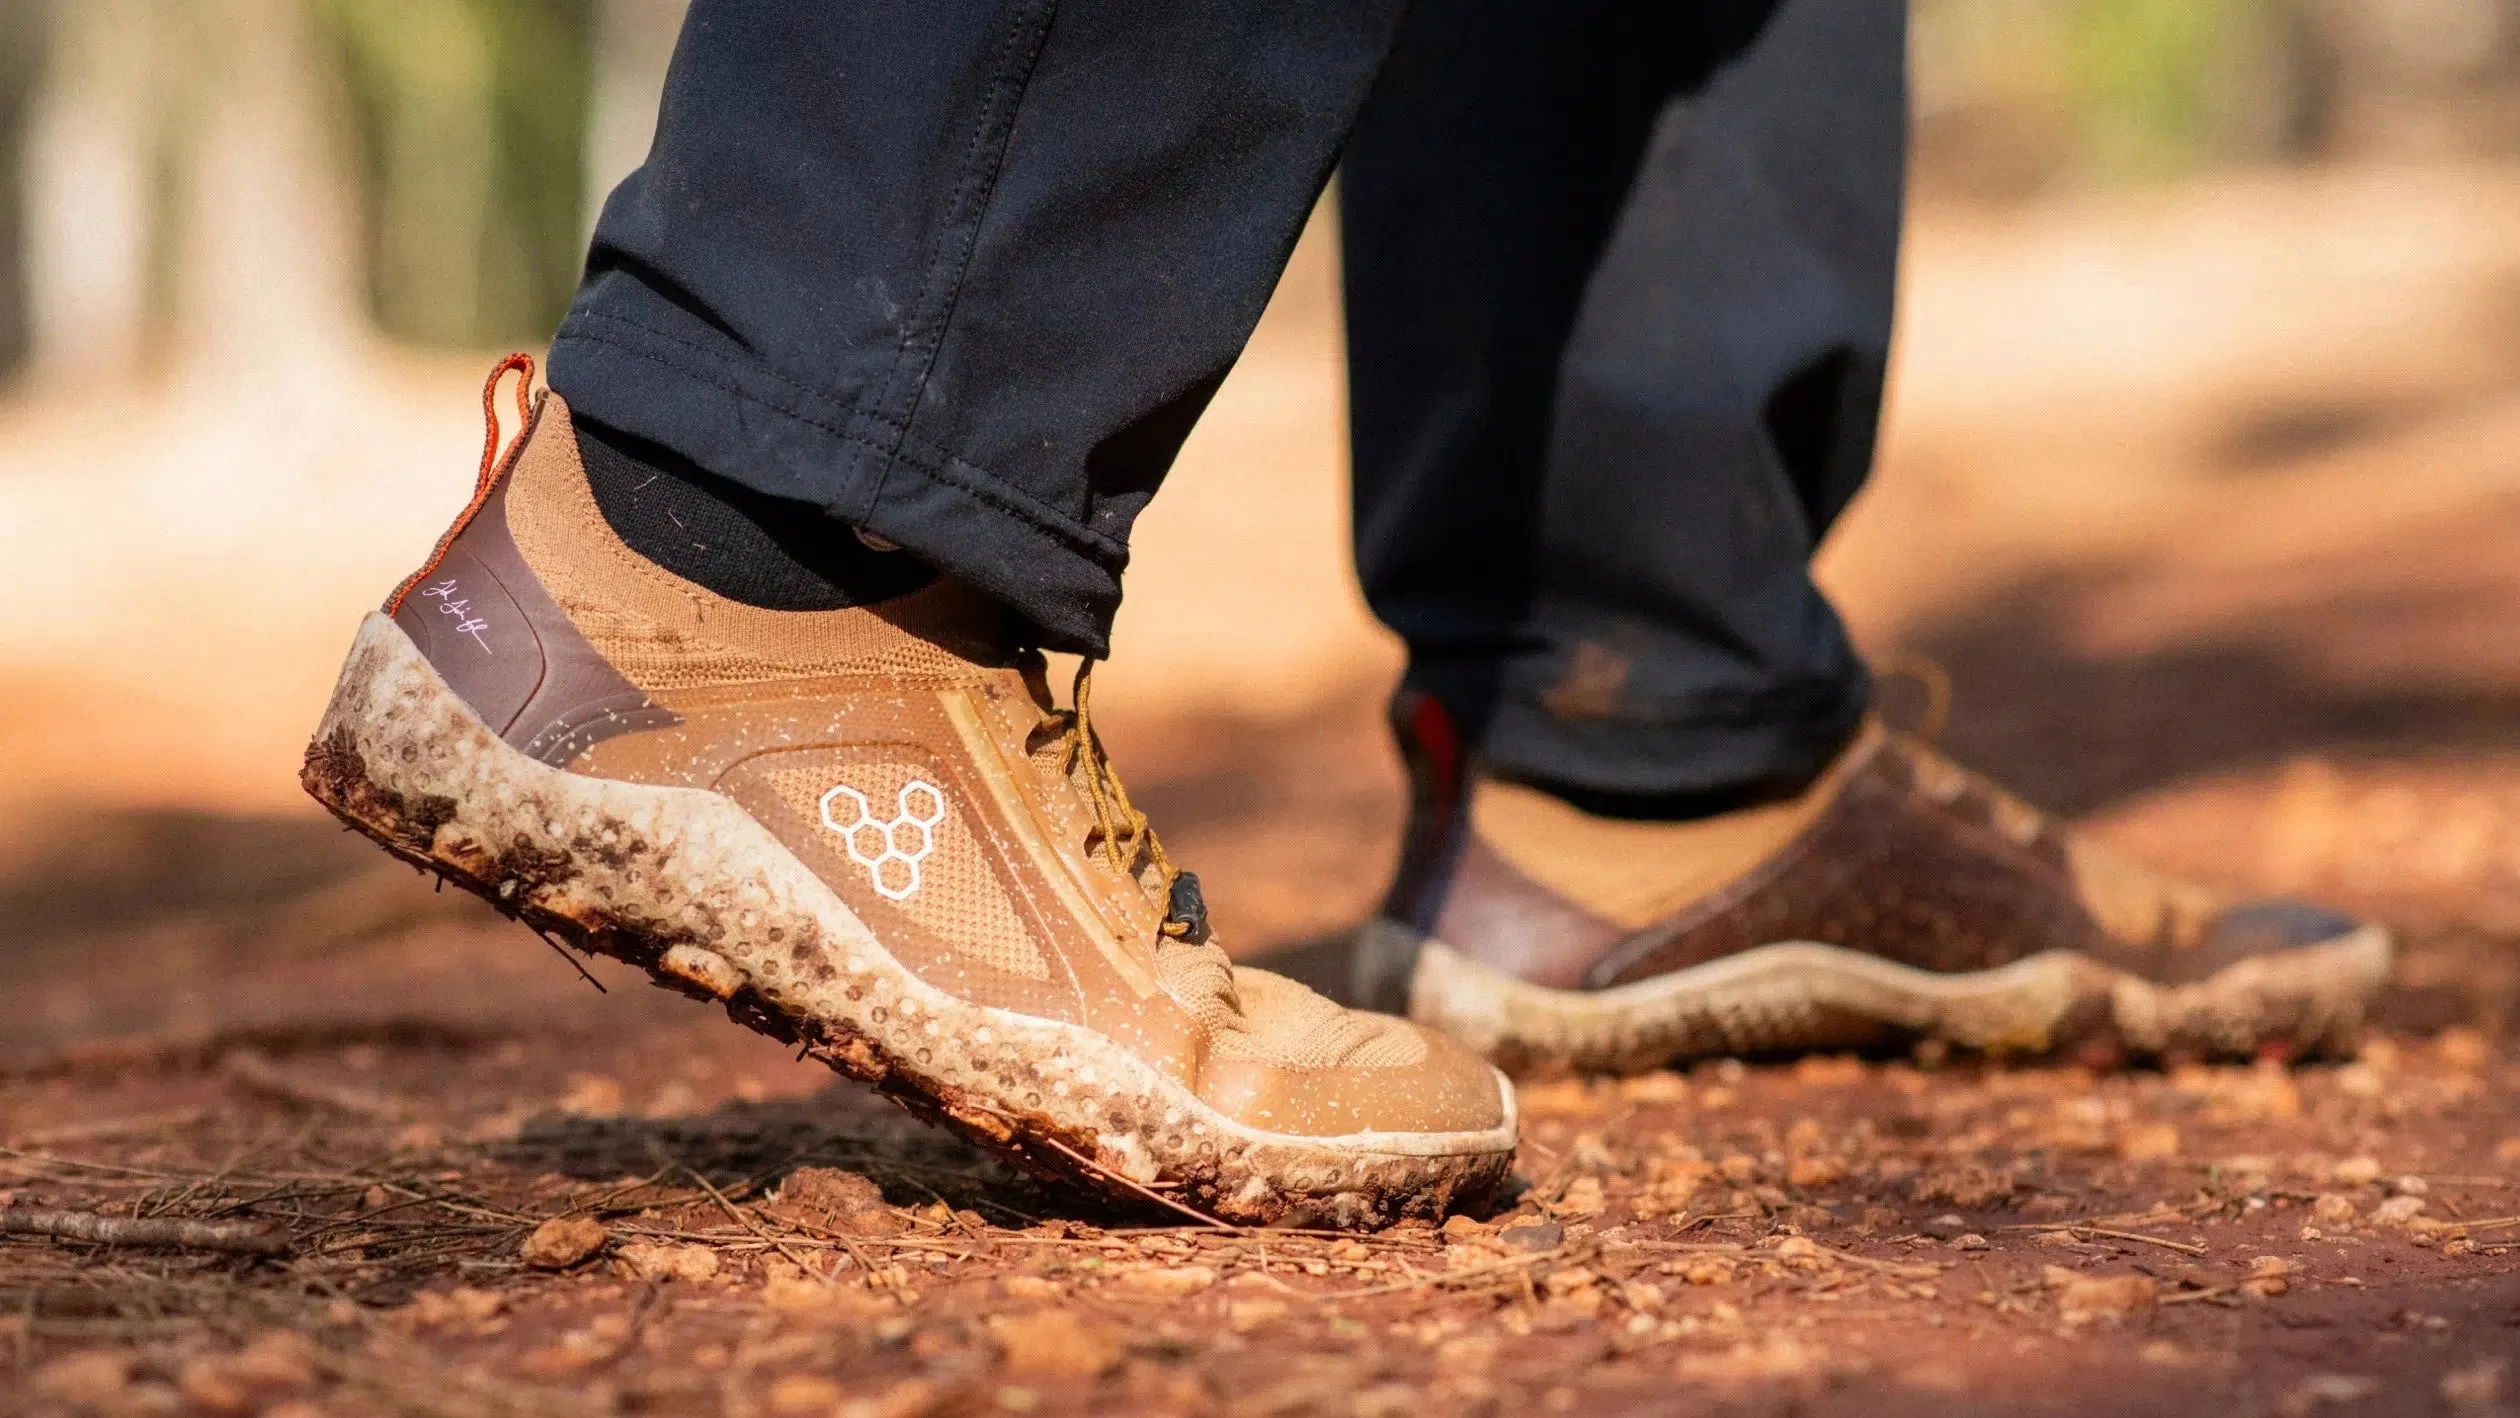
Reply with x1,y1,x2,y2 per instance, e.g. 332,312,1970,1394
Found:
2068,0,2246,175
0,0,45,371
313,0,591,348
1915,0,2324,192
2063,0,2302,177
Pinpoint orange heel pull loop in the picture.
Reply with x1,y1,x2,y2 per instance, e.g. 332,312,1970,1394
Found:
384,352,541,615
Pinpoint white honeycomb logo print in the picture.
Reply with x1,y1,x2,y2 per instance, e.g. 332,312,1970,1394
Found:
819,780,946,901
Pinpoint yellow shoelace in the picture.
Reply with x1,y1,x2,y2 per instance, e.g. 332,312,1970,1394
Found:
1036,661,1205,942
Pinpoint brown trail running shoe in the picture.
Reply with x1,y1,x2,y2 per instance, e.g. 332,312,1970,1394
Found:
302,360,1514,1228
1357,696,2391,1075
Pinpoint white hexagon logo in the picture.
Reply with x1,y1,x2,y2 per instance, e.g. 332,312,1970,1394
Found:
819,779,946,901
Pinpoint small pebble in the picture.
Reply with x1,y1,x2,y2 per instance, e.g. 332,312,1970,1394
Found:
521,1215,607,1270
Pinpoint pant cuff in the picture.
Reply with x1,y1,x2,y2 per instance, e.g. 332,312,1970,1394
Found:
1414,662,1872,801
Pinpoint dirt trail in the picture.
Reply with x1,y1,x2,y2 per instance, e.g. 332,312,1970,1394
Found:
6,167,2520,1414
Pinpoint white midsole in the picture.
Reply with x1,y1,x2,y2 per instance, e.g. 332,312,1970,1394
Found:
1364,916,2392,1073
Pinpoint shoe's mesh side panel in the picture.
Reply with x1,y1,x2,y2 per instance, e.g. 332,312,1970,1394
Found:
757,760,1051,982
1198,966,1430,1070
561,605,966,690
1336,1022,1433,1070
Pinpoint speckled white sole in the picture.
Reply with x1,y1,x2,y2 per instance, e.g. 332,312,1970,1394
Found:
303,614,1515,1227
1359,917,2391,1076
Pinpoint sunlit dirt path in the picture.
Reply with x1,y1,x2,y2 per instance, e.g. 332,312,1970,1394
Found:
6,167,2520,1415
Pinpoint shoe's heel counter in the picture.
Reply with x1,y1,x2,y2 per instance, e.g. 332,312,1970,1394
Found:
388,369,677,768
386,358,554,744
1358,691,1472,1013
1381,690,1470,931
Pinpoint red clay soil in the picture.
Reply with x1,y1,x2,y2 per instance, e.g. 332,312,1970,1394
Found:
11,180,2520,1417
2,909,2516,1418
8,572,2520,1418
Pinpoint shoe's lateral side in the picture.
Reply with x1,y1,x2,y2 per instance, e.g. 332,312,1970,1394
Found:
1361,694,2391,1074
306,358,1515,1227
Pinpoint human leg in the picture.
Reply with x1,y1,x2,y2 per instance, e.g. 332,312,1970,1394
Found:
308,2,1518,1225
551,0,1408,655
1344,0,1897,803
1345,0,2387,1067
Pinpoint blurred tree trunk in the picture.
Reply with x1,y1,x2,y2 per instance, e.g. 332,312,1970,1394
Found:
586,0,687,238
315,0,592,349
19,0,167,380
174,0,364,370
0,0,44,380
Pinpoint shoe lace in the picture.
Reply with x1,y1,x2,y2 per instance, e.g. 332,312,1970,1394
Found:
1033,660,1212,945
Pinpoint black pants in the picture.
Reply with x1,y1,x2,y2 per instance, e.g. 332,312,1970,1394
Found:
549,0,1903,800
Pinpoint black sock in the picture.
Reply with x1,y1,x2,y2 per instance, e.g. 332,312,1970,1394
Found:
575,420,935,611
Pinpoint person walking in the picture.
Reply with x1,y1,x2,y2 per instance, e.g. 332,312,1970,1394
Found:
303,0,2387,1226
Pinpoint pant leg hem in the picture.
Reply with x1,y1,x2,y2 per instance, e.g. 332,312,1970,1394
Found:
1439,673,1873,800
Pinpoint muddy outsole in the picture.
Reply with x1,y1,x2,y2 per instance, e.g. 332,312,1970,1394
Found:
302,615,1515,1229
1359,918,2393,1076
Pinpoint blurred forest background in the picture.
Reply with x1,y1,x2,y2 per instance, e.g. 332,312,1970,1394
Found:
10,10,2520,1409
5,0,2520,952
0,0,2518,376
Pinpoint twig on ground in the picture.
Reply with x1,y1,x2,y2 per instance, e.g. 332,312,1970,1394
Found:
1308,1246,1568,1302
681,1165,826,1278
2009,1224,2207,1256
531,928,608,994
1029,1133,1239,1230
0,1147,215,1182
0,1206,288,1255
2443,1215,2520,1232
222,1050,413,1119
1812,1243,1948,1279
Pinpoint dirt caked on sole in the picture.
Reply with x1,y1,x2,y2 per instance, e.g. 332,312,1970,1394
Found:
1359,918,2391,1076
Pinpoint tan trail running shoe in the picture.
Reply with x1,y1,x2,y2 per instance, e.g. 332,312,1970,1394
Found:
1357,694,2390,1073
303,359,1514,1227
